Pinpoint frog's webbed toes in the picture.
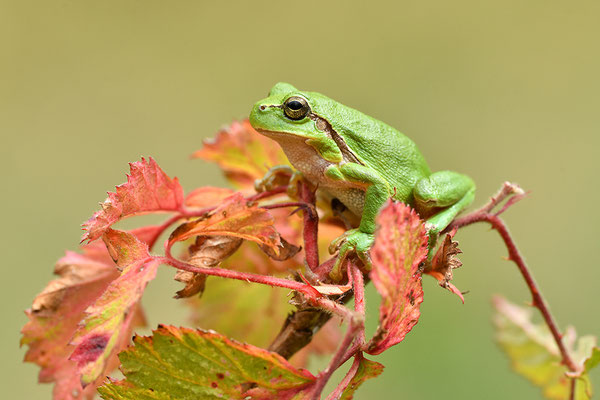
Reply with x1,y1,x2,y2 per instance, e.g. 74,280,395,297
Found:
328,230,374,281
254,165,295,193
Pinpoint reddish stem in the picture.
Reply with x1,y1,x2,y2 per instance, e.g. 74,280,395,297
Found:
158,255,356,325
569,378,576,400
326,353,363,400
486,214,578,373
298,181,320,272
350,263,366,347
447,184,578,374
260,201,315,215
310,320,360,400
309,262,366,400
246,185,288,202
158,256,318,297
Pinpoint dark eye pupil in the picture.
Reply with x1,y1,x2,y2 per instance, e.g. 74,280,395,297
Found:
287,100,303,110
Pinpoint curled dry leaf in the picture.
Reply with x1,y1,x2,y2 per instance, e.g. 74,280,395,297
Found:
259,236,301,261
423,229,465,302
175,235,243,298
82,157,184,243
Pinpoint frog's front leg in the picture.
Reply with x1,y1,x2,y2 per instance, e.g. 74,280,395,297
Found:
414,170,476,250
327,163,391,281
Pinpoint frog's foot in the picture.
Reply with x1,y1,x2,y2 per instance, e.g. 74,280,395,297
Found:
328,229,374,281
254,165,302,198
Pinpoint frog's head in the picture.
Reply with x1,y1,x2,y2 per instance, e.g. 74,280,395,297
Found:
249,82,342,162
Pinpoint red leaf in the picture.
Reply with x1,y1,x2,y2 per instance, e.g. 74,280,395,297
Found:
20,228,151,399
168,192,281,253
185,186,235,208
367,201,429,355
82,157,184,243
192,120,291,189
69,229,159,386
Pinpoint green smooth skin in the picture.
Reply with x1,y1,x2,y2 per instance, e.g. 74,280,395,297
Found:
249,83,475,281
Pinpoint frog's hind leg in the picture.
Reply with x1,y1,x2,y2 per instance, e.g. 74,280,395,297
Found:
413,171,476,242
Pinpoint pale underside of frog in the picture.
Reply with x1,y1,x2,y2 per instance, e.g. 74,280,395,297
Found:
249,82,475,281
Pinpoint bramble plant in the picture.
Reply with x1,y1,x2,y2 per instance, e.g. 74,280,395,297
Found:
22,120,599,399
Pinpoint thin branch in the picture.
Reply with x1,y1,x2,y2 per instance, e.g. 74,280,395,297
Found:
309,262,366,400
298,180,320,273
486,214,578,372
569,377,576,400
350,262,366,348
158,255,357,325
158,256,319,297
446,182,578,373
260,201,316,215
326,353,362,400
310,318,361,400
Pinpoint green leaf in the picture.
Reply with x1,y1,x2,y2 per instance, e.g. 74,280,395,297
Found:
340,355,384,400
584,347,600,372
493,296,598,400
98,325,316,400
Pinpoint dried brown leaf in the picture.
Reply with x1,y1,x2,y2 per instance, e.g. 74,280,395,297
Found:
423,229,465,302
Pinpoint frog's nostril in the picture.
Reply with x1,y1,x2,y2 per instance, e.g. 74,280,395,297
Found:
259,105,266,111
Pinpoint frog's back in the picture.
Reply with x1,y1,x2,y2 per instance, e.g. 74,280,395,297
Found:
308,91,432,202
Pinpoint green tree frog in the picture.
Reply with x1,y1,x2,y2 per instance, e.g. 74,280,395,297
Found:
249,82,475,280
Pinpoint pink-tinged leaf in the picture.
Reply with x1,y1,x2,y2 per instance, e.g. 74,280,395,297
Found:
70,229,159,386
367,201,428,355
21,228,152,399
82,157,184,243
97,326,316,400
168,192,281,254
192,119,291,189
339,355,384,400
185,186,235,208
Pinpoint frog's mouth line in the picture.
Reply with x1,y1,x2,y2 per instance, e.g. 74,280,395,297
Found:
254,128,312,141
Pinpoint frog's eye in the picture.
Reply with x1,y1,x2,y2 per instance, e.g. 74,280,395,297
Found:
283,96,310,120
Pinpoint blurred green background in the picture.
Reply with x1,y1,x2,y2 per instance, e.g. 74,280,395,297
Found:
2,1,599,398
